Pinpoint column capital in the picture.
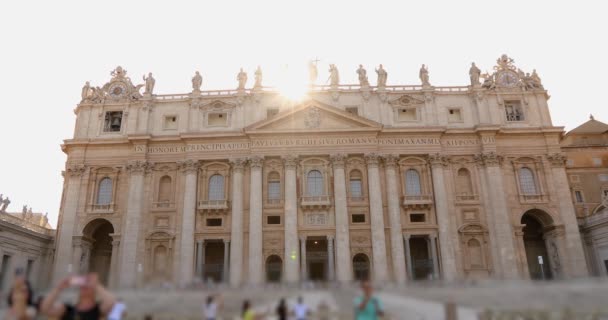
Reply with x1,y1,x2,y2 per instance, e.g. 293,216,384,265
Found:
382,154,400,168
326,235,335,242
248,156,264,169
223,238,231,244
66,164,87,177
283,155,299,170
177,159,200,174
127,160,152,174
364,153,381,168
427,153,448,168
403,233,410,240
546,153,567,167
330,154,347,169
473,152,503,167
299,235,307,242
230,158,247,173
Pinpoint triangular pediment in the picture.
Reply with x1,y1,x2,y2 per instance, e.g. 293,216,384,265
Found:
245,99,382,133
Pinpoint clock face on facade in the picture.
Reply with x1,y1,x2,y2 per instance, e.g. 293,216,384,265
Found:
108,82,127,98
497,71,519,87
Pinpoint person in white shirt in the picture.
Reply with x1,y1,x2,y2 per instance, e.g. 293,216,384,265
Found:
292,296,310,320
107,298,126,320
203,294,222,320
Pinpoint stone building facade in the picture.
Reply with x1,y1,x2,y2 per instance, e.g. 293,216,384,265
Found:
53,55,588,288
561,117,608,276
0,203,55,292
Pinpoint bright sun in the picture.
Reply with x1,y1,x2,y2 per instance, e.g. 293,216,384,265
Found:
275,64,309,101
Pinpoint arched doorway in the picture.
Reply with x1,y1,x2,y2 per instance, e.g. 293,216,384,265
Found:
353,253,370,281
82,219,114,285
265,255,282,282
521,210,554,280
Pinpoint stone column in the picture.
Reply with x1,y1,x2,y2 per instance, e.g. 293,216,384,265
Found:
403,234,413,280
223,239,230,282
229,159,246,286
109,236,120,289
118,161,148,288
476,152,519,278
196,240,204,279
300,236,307,281
327,235,335,281
176,160,199,287
428,154,457,280
365,153,389,282
248,156,264,285
53,165,85,283
430,235,440,279
330,154,352,283
283,155,300,283
71,240,83,274
383,154,407,284
547,153,588,277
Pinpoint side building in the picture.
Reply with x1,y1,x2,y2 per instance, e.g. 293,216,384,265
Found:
561,116,608,276
54,55,587,288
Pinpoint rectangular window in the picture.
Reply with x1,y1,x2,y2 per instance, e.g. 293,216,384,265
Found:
163,115,178,130
206,218,222,227
267,216,281,225
352,214,366,223
0,255,11,289
208,113,228,126
448,108,462,122
397,108,418,121
346,107,359,116
350,180,363,198
267,108,279,118
268,181,281,200
103,111,123,132
410,213,426,223
574,191,584,203
505,101,524,121
593,158,602,166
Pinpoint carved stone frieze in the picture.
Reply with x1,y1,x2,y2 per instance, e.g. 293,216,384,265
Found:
304,107,321,129
248,156,264,169
546,153,567,167
177,159,200,174
330,154,347,169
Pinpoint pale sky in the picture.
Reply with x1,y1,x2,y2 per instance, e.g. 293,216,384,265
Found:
0,1,606,227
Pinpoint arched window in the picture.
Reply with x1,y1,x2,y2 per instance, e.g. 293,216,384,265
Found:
456,168,473,195
158,176,172,202
349,170,363,198
97,177,113,205
467,239,483,268
208,174,225,200
267,171,281,200
519,167,537,195
404,169,422,196
307,170,324,196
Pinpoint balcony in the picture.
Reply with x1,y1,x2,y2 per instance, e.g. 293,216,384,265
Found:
300,195,332,209
401,194,433,208
151,201,175,211
348,196,368,206
518,194,549,204
198,199,230,213
265,198,284,208
88,203,115,214
454,194,480,204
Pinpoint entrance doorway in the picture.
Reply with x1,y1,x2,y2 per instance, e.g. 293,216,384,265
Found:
203,241,226,282
266,255,282,282
409,237,434,280
82,219,114,285
306,238,328,281
353,253,370,281
521,210,553,279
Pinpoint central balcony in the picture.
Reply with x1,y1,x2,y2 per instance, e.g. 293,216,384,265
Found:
265,198,284,208
454,194,480,204
401,194,433,208
518,194,549,204
88,203,115,214
198,199,230,213
151,201,176,211
300,195,332,209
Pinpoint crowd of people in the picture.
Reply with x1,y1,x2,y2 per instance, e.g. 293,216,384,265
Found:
3,271,385,320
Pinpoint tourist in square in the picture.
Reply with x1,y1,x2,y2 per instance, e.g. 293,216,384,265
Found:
354,281,384,320
40,273,116,320
292,296,311,320
4,275,37,320
107,297,126,320
275,298,288,320
203,294,222,320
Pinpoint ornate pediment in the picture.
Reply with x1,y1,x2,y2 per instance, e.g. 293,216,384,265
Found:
245,99,382,132
388,95,425,107
81,66,145,104
198,99,236,110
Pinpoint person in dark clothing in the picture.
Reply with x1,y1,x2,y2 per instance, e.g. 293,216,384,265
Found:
276,298,288,320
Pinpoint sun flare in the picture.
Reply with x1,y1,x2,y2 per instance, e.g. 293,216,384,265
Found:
276,64,309,101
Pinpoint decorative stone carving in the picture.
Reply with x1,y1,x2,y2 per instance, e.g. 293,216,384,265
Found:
143,73,155,94
177,160,200,173
81,81,91,102
419,64,430,87
192,71,203,92
356,64,369,87
237,68,247,90
375,64,387,88
364,153,380,167
126,160,151,174
382,154,399,168
230,158,247,172
85,66,145,103
328,64,340,87
282,155,299,169
428,153,448,167
0,197,9,213
351,234,371,247
469,63,481,87
248,156,264,168
66,164,86,177
306,213,327,225
308,59,318,85
547,153,567,167
388,95,425,107
474,152,502,167
304,107,321,129
330,154,346,169
254,66,262,89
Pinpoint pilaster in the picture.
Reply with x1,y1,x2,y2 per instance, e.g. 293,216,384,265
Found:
330,153,352,282
248,156,264,284
383,154,406,284
229,158,246,286
365,153,388,282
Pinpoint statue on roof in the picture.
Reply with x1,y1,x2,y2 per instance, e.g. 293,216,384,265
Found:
469,63,481,86
308,59,319,85
419,64,430,87
111,66,127,79
481,72,495,89
375,64,387,88
192,71,203,92
356,64,369,87
328,64,340,87
495,54,516,71
81,81,91,101
0,197,9,213
143,73,155,94
254,66,263,88
237,68,248,90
